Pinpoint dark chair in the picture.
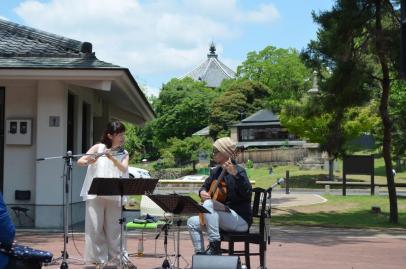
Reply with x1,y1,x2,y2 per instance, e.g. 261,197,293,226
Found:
11,206,33,225
221,187,271,269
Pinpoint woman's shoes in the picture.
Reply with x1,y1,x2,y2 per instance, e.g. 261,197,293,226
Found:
93,262,107,269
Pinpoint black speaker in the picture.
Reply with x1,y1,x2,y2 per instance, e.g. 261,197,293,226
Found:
192,255,241,269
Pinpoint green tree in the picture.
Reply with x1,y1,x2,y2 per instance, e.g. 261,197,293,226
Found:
163,136,213,171
237,46,311,111
301,0,401,223
209,79,270,139
154,78,219,144
389,79,406,171
281,98,379,179
123,122,143,162
136,120,161,161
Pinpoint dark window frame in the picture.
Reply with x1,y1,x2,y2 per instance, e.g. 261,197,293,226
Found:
81,102,91,153
0,87,4,192
237,125,294,142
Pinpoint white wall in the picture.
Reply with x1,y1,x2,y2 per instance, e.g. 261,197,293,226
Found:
67,85,97,224
2,80,37,225
34,80,67,228
230,127,238,142
34,82,99,228
1,78,145,228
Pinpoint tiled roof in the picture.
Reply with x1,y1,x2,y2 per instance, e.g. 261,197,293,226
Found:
233,109,280,127
242,109,279,123
192,126,210,136
0,56,119,69
181,43,236,88
0,18,119,69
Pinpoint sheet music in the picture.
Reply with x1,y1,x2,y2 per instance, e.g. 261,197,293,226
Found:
212,199,231,212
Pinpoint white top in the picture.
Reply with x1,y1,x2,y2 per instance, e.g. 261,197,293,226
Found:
80,143,129,204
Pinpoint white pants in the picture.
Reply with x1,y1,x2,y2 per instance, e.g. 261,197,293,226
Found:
187,199,248,253
85,197,124,264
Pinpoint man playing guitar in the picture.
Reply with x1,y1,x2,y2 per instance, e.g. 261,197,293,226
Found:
187,137,253,255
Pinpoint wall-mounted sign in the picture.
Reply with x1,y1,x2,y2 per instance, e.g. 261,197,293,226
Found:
49,116,60,127
6,119,32,145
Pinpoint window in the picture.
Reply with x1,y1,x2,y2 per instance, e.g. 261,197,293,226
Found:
67,93,75,152
82,102,91,153
239,126,292,141
0,87,4,192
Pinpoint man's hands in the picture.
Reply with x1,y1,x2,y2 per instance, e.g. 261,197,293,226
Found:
223,159,238,177
200,190,211,201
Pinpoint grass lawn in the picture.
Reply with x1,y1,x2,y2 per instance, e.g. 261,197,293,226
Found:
271,194,406,229
131,155,406,189
246,157,406,190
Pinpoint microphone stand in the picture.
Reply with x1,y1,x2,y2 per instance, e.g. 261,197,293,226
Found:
37,151,85,269
155,222,171,269
263,178,284,269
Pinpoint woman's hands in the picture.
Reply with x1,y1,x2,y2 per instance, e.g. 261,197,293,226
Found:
104,149,113,160
77,144,99,166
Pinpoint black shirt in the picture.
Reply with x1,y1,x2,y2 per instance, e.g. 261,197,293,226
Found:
199,162,253,226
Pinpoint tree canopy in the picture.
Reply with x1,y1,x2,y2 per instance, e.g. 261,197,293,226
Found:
209,79,270,139
237,45,311,111
153,77,219,144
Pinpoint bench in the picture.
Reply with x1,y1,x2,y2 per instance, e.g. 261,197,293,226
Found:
316,180,406,195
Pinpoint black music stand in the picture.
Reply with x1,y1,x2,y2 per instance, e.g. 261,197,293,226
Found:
147,194,209,269
88,177,158,269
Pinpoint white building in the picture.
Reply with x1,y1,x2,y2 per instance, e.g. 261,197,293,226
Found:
0,19,154,228
180,42,236,88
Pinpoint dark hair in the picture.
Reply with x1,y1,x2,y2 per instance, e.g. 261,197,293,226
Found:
100,120,126,148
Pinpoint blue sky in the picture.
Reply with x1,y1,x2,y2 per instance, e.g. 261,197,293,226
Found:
0,0,334,96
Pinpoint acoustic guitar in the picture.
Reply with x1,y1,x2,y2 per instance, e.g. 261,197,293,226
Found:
199,146,243,226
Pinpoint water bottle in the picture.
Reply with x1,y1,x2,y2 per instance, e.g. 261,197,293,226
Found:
137,238,144,256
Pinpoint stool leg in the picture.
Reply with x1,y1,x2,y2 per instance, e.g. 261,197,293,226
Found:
228,241,234,255
244,241,251,269
260,242,265,269
154,229,157,257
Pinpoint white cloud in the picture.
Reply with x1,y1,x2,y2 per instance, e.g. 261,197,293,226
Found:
239,4,280,23
14,0,279,88
0,15,9,21
143,85,160,97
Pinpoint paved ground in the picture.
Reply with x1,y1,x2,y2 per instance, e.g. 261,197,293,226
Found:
12,192,406,268
271,193,326,208
15,225,406,269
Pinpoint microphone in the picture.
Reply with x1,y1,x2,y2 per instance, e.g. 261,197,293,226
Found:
268,178,285,192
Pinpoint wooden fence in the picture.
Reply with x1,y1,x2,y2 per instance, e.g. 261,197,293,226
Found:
236,147,309,164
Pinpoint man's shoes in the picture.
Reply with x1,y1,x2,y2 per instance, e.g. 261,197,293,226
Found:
93,262,106,269
204,241,221,255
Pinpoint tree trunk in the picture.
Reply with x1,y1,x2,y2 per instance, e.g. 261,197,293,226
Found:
375,0,398,223
396,155,401,173
329,158,335,181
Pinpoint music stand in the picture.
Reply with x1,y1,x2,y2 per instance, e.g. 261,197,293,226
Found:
147,194,209,269
88,177,158,269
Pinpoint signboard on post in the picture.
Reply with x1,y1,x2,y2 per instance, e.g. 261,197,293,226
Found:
342,155,374,196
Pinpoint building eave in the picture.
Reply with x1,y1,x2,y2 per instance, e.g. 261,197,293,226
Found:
0,67,155,122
